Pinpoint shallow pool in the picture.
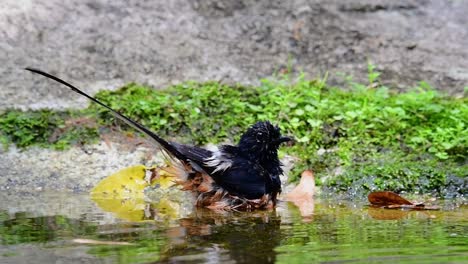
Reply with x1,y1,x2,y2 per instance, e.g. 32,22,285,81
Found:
0,191,466,263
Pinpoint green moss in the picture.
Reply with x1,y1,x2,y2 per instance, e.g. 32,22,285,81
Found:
1,70,466,195
90,81,261,145
0,110,98,150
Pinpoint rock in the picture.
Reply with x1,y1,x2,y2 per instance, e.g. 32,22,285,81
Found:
0,142,162,192
0,0,466,112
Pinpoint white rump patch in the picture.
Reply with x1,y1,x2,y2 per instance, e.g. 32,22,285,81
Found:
204,148,233,173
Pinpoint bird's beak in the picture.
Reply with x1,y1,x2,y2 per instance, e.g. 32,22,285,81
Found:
278,136,295,146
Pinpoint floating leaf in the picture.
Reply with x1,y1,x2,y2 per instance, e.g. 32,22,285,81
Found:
368,191,412,206
368,191,439,211
92,196,148,222
153,199,180,219
91,165,150,199
90,165,177,199
90,165,182,222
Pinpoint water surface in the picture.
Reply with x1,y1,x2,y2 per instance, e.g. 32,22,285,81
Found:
0,191,467,263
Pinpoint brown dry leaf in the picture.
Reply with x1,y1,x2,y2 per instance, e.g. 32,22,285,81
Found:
368,191,413,206
368,191,440,211
286,170,315,218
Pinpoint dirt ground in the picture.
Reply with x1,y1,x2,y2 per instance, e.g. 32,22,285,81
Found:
0,0,467,192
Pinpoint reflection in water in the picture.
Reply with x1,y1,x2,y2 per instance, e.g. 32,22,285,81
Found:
367,207,412,220
91,187,295,262
1,192,467,264
0,211,98,245
161,209,284,263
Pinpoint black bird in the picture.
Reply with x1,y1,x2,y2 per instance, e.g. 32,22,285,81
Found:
25,68,293,210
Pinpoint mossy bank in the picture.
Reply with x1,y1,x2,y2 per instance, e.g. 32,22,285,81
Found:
1,72,467,197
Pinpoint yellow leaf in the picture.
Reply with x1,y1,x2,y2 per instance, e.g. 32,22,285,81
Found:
91,165,150,199
90,165,184,222
155,169,178,189
92,196,148,222
153,199,180,220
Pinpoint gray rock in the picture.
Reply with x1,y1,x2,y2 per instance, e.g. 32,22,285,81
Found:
1,0,466,111
0,142,162,192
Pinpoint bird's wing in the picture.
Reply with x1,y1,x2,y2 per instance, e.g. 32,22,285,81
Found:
169,142,269,199
212,160,267,199
170,142,214,165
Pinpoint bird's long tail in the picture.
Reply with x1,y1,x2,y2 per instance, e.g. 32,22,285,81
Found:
25,68,186,161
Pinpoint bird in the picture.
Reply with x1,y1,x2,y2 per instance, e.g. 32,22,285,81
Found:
25,68,294,211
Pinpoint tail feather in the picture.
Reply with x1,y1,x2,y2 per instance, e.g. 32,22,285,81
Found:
25,68,187,161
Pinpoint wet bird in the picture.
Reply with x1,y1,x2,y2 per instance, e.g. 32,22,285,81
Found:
25,68,293,210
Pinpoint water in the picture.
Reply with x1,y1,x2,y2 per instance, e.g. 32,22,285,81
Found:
0,191,467,263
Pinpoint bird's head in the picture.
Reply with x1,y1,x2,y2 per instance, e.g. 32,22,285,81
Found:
238,121,294,161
